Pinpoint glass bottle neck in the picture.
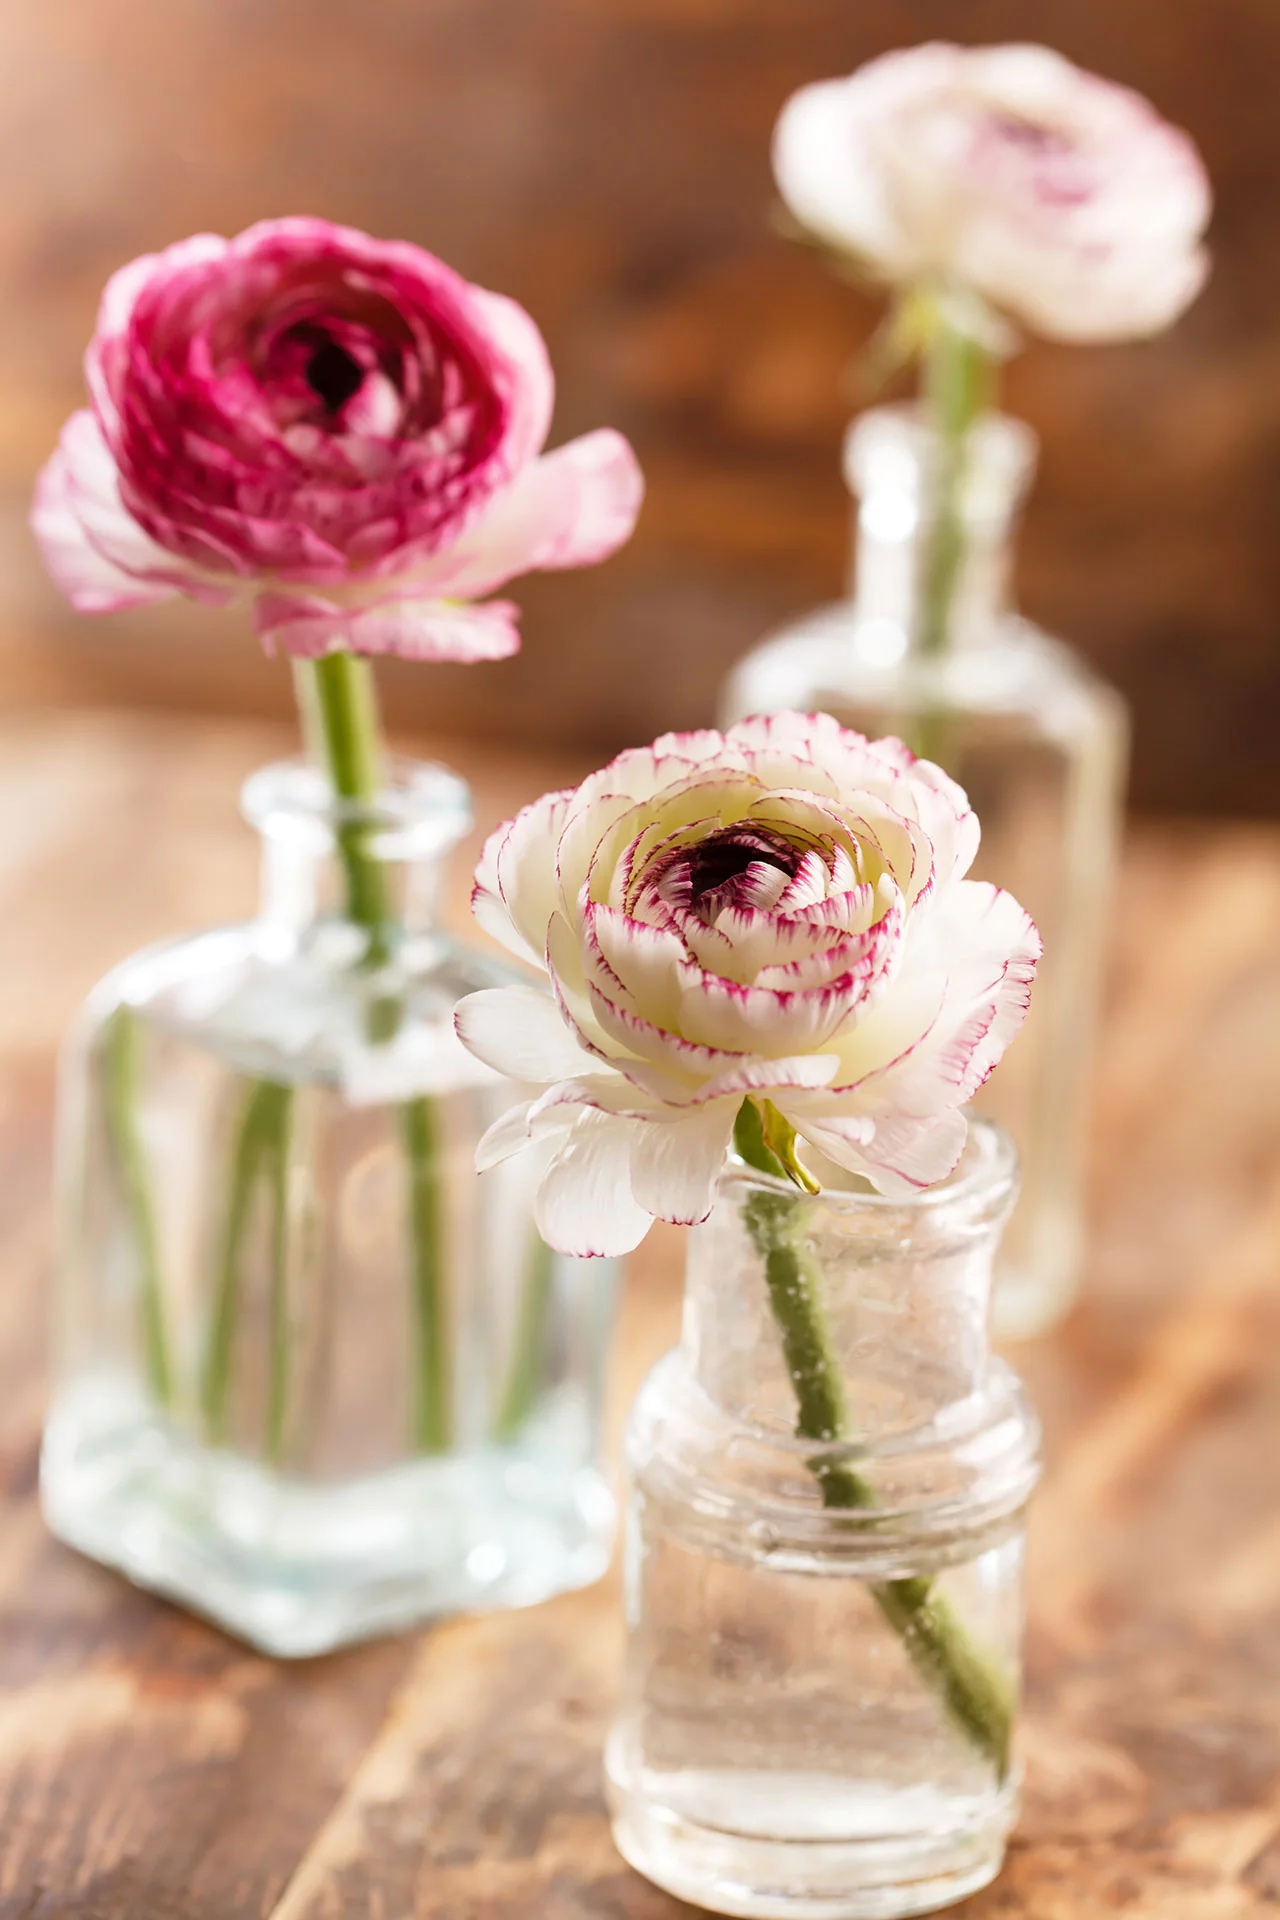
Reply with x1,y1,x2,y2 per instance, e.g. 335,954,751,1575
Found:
844,404,1036,663
681,1124,1017,1442
241,757,472,949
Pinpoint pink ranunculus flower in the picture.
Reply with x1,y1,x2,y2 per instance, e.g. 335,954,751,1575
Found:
774,44,1211,343
454,713,1040,1257
32,219,643,660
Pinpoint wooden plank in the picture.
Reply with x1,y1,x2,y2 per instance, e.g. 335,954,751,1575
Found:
0,710,1276,1916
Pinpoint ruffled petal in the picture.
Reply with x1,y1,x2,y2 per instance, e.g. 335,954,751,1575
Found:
627,1107,736,1226
472,792,577,968
454,985,599,1083
466,286,557,471
31,412,216,612
535,1109,654,1256
876,883,1040,1108
254,588,521,663
418,429,643,601
771,53,960,276
475,1099,539,1171
792,1106,970,1196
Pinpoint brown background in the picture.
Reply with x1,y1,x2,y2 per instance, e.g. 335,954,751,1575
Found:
3,0,1278,813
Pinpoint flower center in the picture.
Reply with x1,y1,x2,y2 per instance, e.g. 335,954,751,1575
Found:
985,110,1072,155
655,826,802,924
306,339,366,413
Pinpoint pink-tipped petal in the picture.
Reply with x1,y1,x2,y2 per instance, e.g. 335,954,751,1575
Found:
476,793,576,968
475,1099,538,1171
424,428,644,602
466,286,557,470
454,985,599,1084
865,1108,970,1194
627,1107,737,1226
535,1109,654,1256
255,589,521,663
691,1053,840,1105
31,412,212,612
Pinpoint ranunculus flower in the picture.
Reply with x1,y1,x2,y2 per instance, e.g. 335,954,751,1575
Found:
455,713,1040,1256
773,43,1211,342
33,218,642,660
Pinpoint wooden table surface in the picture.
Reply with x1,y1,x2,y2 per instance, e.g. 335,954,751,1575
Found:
1,707,1279,1918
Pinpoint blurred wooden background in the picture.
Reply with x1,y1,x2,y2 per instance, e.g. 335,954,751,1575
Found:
2,0,1278,814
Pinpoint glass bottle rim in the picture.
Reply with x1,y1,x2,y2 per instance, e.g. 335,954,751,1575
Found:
843,402,1037,514
718,1114,1017,1218
241,755,473,860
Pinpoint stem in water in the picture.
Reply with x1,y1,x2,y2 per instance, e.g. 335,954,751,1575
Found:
402,1095,450,1452
296,651,451,1453
202,1078,293,1446
264,1088,296,1465
733,1100,1015,1776
492,1230,556,1442
102,1006,173,1409
915,305,991,662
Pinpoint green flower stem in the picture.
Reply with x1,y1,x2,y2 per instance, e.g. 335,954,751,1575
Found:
264,1087,296,1465
295,651,451,1453
295,651,393,963
102,1006,173,1409
734,1101,1014,1778
492,1228,556,1442
915,302,990,663
402,1095,450,1452
202,1077,293,1445
909,298,991,768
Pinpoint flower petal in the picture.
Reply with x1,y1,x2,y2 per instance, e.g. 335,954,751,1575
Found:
421,429,644,601
31,412,213,612
628,1107,736,1226
476,1099,538,1171
879,883,1040,1107
254,589,521,663
470,787,576,967
454,985,598,1084
584,903,685,1028
792,1106,970,1196
535,1109,654,1257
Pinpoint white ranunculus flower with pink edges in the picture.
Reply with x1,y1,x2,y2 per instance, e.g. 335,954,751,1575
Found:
773,43,1211,342
455,713,1040,1257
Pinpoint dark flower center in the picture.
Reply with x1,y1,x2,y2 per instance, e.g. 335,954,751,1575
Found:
648,825,802,924
306,339,365,412
686,832,794,898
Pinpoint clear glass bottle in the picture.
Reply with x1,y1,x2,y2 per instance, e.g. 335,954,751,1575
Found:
42,757,617,1657
721,407,1128,1336
607,1120,1040,1920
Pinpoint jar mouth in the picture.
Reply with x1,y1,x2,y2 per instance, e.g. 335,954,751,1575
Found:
242,756,473,860
843,402,1037,520
719,1116,1018,1217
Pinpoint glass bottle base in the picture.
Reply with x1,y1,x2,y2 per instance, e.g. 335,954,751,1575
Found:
606,1745,1015,1920
41,1378,614,1657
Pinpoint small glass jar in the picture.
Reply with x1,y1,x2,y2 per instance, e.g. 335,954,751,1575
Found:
42,757,617,1657
721,407,1128,1335
607,1120,1040,1920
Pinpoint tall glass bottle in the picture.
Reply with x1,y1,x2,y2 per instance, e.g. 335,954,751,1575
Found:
42,756,617,1656
721,407,1127,1335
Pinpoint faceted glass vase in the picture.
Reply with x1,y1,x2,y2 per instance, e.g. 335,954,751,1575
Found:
721,406,1128,1336
42,757,618,1657
607,1121,1041,1920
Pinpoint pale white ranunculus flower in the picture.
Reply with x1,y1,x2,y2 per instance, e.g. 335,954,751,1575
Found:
773,43,1211,343
455,714,1040,1257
